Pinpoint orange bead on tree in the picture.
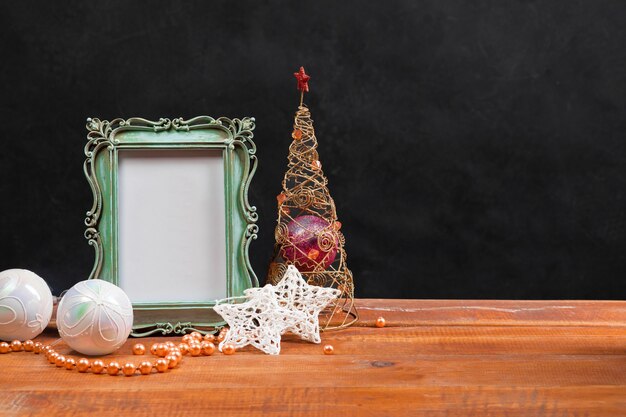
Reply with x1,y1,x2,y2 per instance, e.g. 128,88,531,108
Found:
307,248,320,260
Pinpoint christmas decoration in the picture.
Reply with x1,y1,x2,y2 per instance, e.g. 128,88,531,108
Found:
267,67,357,329
214,285,298,355
57,280,133,356
215,265,340,355
0,330,228,376
0,269,53,342
246,265,340,343
282,215,338,271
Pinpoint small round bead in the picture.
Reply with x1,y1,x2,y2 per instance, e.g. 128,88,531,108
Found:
222,343,236,355
55,355,66,367
65,358,76,370
139,361,152,375
91,360,105,374
150,343,159,356
190,331,203,341
170,350,183,363
323,344,334,355
107,362,121,376
216,333,226,343
375,317,386,328
42,345,53,353
203,334,216,343
10,340,23,352
201,341,215,356
292,129,303,140
0,342,10,354
178,343,189,355
165,355,179,369
188,342,202,357
156,343,169,357
48,353,59,364
23,340,35,352
76,358,90,373
122,363,136,377
132,343,146,355
33,342,43,354
181,334,194,344
155,358,168,373
165,341,176,349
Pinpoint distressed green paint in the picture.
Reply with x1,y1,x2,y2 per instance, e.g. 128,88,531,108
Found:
84,116,258,336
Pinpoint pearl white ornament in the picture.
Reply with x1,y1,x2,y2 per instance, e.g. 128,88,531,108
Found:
57,279,133,356
0,269,54,341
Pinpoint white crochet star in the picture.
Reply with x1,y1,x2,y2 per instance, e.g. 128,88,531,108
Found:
214,266,340,355
213,285,302,355
246,265,341,343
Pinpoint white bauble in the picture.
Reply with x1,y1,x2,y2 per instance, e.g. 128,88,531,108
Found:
0,269,53,341
57,279,133,356
0,269,52,341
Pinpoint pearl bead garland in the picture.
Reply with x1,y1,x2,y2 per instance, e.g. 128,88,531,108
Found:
0,327,230,377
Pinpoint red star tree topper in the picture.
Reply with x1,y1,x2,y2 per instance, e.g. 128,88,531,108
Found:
294,66,310,92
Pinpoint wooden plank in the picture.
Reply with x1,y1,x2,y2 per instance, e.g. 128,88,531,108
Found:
2,299,626,417
355,299,626,327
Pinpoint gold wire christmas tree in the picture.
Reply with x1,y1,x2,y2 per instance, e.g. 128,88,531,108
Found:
267,67,357,330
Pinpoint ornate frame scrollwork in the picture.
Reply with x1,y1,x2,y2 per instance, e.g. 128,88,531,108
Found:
84,116,258,336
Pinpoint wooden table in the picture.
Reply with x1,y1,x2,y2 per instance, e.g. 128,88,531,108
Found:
2,299,626,416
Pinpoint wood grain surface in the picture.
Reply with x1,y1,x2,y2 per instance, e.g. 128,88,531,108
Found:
2,299,626,417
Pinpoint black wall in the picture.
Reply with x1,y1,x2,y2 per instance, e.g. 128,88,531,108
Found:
1,0,625,299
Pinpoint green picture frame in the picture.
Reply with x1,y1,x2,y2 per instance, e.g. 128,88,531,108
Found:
83,116,258,336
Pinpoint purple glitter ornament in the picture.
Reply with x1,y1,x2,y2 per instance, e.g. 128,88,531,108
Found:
281,215,338,272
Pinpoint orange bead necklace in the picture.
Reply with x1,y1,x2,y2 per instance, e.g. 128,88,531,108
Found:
0,328,236,376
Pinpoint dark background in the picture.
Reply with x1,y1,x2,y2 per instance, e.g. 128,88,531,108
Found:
0,0,625,299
